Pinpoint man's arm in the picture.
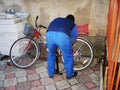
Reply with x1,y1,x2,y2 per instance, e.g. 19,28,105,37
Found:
69,25,78,45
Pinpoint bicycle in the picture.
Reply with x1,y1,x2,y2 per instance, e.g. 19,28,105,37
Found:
9,16,94,71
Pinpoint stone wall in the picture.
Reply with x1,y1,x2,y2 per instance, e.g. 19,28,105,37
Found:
0,0,109,36
0,0,110,57
90,0,109,36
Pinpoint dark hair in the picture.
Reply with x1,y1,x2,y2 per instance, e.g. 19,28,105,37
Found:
66,14,75,22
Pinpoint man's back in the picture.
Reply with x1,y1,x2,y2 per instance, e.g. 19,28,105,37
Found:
47,17,75,36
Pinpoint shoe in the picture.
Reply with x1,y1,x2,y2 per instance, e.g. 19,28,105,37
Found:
66,72,78,79
49,76,54,78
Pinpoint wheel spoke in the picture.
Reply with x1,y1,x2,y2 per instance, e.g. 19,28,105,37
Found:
73,38,93,71
10,37,39,68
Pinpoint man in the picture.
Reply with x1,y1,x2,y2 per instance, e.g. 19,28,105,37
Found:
46,14,78,79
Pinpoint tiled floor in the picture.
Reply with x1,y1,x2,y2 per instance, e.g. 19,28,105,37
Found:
0,56,100,90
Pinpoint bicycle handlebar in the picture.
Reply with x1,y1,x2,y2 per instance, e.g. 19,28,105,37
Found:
35,16,39,28
39,25,47,29
35,16,47,29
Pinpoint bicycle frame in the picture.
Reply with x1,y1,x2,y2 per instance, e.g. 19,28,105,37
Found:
28,26,63,57
9,16,94,70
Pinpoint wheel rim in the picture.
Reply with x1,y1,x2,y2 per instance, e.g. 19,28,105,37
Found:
73,39,93,71
10,38,39,68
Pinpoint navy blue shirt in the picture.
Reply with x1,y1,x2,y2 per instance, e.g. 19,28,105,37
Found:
47,17,75,36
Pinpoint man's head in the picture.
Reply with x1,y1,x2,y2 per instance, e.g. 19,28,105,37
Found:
66,14,75,22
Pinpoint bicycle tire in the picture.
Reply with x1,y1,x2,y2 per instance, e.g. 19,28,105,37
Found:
9,37,40,69
73,37,94,71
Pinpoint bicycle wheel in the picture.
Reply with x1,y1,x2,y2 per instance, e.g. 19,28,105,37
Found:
9,37,40,69
73,37,94,71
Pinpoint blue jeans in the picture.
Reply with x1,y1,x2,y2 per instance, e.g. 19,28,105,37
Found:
46,31,74,77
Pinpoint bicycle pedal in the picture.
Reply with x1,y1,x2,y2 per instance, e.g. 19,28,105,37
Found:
59,72,63,75
55,72,63,75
